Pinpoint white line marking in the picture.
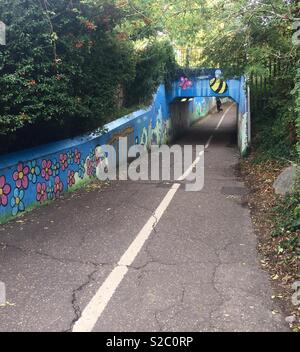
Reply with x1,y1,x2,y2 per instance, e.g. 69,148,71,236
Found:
204,135,213,149
215,104,233,130
177,151,204,181
72,104,233,332
205,104,234,149
73,184,181,332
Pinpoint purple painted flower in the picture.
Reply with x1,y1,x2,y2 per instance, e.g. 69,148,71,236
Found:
36,182,47,203
0,176,11,207
41,159,53,181
179,76,192,90
13,163,29,189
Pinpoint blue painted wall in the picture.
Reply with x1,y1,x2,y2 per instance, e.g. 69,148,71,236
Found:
0,85,172,221
0,71,250,222
188,97,215,125
167,70,250,155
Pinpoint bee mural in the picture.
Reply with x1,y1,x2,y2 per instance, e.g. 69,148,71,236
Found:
209,69,228,94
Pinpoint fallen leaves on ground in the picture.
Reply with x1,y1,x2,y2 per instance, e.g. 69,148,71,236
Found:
240,155,300,332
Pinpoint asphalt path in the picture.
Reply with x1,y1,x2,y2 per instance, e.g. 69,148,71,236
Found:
0,104,288,332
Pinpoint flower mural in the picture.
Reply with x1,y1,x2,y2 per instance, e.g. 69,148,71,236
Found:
13,163,30,189
67,170,75,188
67,150,75,165
0,176,11,207
28,160,41,184
36,182,47,203
86,158,95,177
41,159,53,181
78,160,86,179
179,76,193,90
54,176,63,198
11,188,25,216
0,85,193,222
60,153,68,171
51,159,60,176
47,181,55,200
74,149,81,164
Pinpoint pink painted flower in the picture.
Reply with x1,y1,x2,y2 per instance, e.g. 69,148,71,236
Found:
179,76,193,90
41,159,53,181
0,176,11,207
74,149,81,164
54,176,63,197
13,163,30,189
67,170,75,187
86,159,94,177
60,153,68,171
36,182,47,203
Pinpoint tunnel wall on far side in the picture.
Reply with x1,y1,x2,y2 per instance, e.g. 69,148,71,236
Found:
237,76,251,156
169,97,215,140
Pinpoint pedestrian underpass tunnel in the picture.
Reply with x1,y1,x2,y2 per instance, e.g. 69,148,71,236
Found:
169,97,238,148
166,70,251,156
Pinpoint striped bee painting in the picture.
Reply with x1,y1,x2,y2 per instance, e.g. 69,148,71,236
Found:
209,77,228,94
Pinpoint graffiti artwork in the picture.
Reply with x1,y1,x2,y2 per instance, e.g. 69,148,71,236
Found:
0,76,248,222
108,127,135,146
179,76,193,90
0,85,174,221
209,69,228,94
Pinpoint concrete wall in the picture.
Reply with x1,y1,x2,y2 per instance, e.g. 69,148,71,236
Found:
0,84,214,222
0,73,250,222
169,97,215,140
188,97,215,125
167,72,251,156
0,85,170,222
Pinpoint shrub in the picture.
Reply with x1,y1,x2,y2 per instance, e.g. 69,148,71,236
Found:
0,0,136,153
125,40,176,106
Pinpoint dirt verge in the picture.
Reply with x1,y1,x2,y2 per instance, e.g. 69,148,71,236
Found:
240,155,300,332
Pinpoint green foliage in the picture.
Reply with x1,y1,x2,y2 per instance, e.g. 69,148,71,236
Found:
125,40,176,106
272,188,300,258
251,75,298,162
121,0,300,159
0,0,133,150
292,60,300,157
0,0,175,153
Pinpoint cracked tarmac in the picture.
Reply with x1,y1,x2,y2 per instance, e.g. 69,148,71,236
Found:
0,105,289,332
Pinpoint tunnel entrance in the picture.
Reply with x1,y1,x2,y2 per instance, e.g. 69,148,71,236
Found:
166,71,251,155
169,97,238,149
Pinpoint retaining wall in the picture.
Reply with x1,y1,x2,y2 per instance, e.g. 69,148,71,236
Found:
0,85,170,221
0,85,213,222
